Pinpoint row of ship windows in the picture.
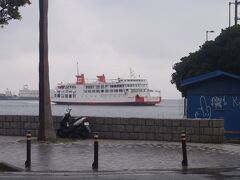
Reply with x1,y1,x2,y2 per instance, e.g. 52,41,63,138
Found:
54,94,76,98
85,84,147,89
56,90,76,93
56,94,128,98
83,89,148,93
64,85,76,89
83,94,126,98
85,89,122,93
119,79,146,82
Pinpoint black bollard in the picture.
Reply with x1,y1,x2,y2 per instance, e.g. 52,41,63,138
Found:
92,132,99,170
25,131,31,168
181,130,188,167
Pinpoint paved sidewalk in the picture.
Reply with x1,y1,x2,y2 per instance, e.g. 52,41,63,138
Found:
0,136,240,179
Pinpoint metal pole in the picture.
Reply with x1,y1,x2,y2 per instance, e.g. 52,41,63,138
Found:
25,131,31,168
235,0,238,25
181,130,188,167
183,98,187,117
229,2,232,27
92,132,99,170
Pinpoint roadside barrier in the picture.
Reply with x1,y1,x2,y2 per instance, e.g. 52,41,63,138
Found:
92,132,99,170
24,131,31,168
181,130,188,167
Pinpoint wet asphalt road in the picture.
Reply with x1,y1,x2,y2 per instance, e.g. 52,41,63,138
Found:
0,136,240,179
1,168,240,180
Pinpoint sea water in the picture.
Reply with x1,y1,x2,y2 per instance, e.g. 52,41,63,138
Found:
0,99,184,119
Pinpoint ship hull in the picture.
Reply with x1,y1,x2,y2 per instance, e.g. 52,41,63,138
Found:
0,96,39,100
52,100,160,106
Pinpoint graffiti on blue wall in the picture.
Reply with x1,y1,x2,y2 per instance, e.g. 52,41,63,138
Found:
233,97,240,108
211,96,227,110
193,95,238,119
195,96,211,118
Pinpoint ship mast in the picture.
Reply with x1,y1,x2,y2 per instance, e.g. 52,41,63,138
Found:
76,62,85,84
77,62,79,76
130,68,136,79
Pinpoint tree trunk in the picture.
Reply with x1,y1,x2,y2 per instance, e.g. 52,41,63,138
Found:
38,0,56,140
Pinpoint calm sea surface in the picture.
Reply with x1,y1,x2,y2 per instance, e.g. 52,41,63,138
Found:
0,99,184,119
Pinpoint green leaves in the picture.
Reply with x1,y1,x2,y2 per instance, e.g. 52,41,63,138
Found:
171,25,240,96
0,0,31,26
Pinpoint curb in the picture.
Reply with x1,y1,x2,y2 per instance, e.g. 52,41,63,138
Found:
0,162,23,172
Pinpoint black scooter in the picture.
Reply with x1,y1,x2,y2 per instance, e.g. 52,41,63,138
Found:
57,108,91,139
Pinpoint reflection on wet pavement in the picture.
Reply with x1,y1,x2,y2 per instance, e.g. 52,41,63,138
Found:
0,136,240,172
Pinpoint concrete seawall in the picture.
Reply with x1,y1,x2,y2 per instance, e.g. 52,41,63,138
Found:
0,115,224,143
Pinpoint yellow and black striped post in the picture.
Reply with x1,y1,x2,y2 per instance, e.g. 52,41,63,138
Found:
181,130,188,167
92,132,99,170
25,131,31,168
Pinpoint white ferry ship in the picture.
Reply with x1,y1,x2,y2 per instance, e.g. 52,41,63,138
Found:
52,73,161,106
0,86,39,100
18,85,39,100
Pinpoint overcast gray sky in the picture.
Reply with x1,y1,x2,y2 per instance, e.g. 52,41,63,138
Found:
0,0,230,99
